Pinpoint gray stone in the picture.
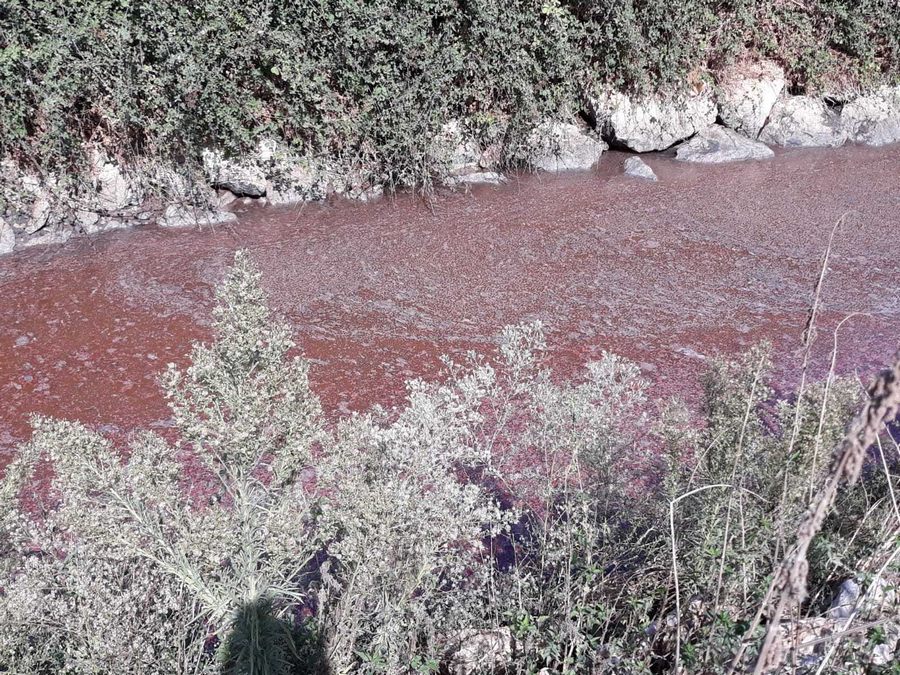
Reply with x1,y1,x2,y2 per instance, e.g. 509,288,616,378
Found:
445,628,514,675
445,172,506,187
433,119,504,177
828,578,860,620
202,149,267,197
17,227,73,249
157,203,238,228
0,217,14,255
759,96,846,147
623,156,657,181
216,190,238,209
591,87,717,152
676,125,774,163
842,86,900,146
82,217,130,236
716,60,786,137
75,209,101,232
530,121,606,172
25,194,52,234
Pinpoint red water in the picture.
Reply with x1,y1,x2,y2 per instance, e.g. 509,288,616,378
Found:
1,147,899,464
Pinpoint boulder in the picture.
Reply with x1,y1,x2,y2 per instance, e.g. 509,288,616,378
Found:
623,156,657,181
0,217,14,255
591,87,717,152
529,121,606,171
157,203,238,228
675,125,774,163
872,623,900,667
759,96,846,147
841,86,900,146
444,628,514,675
716,60,786,137
202,149,267,197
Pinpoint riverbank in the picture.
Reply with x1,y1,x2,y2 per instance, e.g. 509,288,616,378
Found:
2,66,900,256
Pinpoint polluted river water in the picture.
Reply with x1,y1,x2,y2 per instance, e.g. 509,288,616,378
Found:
1,146,899,465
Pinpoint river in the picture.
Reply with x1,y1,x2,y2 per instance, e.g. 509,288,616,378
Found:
1,146,899,462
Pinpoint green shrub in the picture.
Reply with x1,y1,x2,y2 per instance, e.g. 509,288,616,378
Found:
1,0,898,196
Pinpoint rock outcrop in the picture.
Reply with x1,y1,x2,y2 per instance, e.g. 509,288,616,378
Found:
529,121,606,171
841,86,900,146
716,60,786,137
623,156,657,181
591,87,717,152
759,96,846,147
676,125,774,163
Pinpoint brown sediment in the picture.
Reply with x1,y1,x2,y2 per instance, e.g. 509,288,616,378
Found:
1,145,899,464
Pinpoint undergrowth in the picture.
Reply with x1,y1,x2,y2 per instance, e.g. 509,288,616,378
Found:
1,0,899,195
1,251,898,674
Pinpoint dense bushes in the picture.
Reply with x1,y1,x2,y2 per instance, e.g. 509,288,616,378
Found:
1,0,899,191
2,251,898,673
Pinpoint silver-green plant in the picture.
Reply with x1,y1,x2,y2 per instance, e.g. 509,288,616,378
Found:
1,251,324,674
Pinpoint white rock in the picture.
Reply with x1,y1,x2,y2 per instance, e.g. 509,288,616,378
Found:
0,217,14,255
842,86,900,146
157,204,238,228
592,87,717,152
89,149,136,211
676,125,774,163
529,121,606,171
716,60,786,137
759,96,846,147
623,156,657,181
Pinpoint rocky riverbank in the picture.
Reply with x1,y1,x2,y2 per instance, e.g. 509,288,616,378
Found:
1,63,899,257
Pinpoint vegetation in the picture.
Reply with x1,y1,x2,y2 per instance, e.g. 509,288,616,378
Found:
1,0,899,193
1,251,898,674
